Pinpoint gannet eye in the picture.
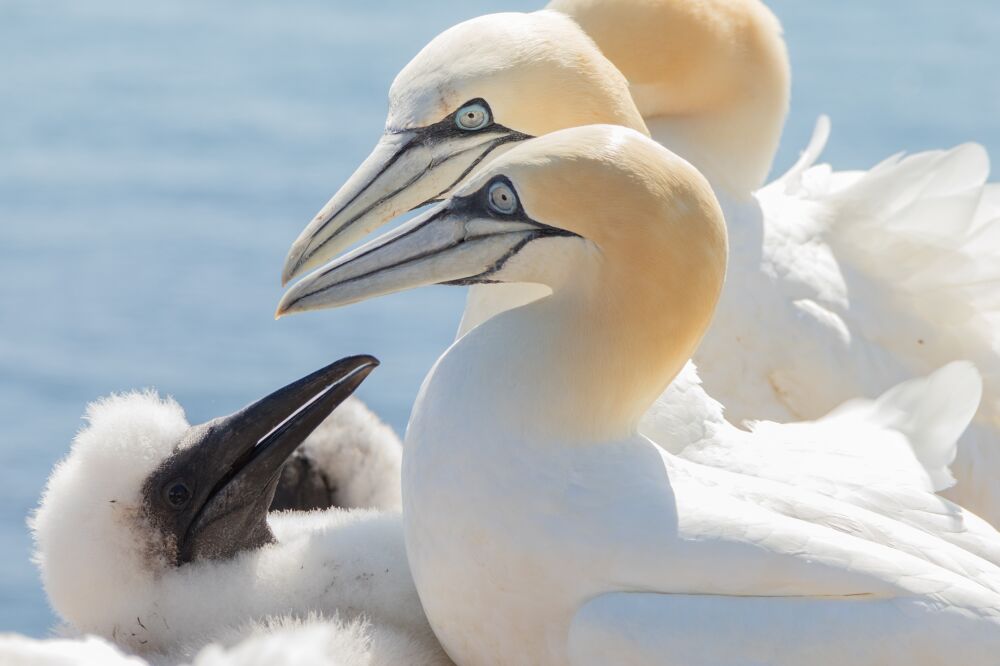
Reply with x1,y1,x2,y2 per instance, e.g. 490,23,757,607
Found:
455,101,491,131
488,180,518,215
165,481,191,508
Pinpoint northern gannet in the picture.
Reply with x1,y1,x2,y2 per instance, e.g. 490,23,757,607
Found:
279,2,1000,524
30,357,449,665
278,126,1000,665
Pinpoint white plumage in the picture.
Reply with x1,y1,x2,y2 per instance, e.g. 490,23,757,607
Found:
280,2,1000,525
278,125,1000,665
558,0,1000,525
17,3,1000,664
695,121,1000,503
29,391,449,665
0,634,146,666
0,617,446,666
276,396,402,512
183,616,447,666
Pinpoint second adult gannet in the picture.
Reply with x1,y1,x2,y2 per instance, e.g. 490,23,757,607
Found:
279,2,1000,525
279,126,1000,665
30,357,449,665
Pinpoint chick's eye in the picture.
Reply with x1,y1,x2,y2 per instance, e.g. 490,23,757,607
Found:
455,101,490,131
165,482,191,508
488,181,518,215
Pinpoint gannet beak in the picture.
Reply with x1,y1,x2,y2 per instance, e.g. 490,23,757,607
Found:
282,125,532,285
168,355,379,563
277,194,575,316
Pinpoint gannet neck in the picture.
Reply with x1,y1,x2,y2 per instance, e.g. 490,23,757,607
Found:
278,127,727,441
457,282,551,337
452,133,728,441
550,0,790,194
469,264,721,442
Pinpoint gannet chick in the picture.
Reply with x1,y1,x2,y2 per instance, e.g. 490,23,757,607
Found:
30,357,448,665
184,615,446,666
278,3,1000,526
0,616,444,666
0,633,146,666
272,397,402,512
279,125,1000,665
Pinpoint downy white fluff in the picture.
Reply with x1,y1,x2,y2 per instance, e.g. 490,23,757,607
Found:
290,397,402,511
0,616,450,666
30,392,449,665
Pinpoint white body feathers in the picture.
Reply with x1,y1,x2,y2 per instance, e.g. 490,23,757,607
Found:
294,396,403,511
29,392,447,665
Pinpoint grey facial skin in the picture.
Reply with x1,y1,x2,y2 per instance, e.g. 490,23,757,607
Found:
277,176,579,317
140,355,379,565
282,98,533,285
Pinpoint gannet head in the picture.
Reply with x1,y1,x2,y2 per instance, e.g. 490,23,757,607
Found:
550,0,791,193
31,356,378,635
278,126,726,435
278,126,726,394
282,10,645,284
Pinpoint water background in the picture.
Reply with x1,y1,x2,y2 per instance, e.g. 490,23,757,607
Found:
1,0,998,636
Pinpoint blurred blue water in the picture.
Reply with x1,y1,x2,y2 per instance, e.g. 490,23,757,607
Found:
0,0,997,637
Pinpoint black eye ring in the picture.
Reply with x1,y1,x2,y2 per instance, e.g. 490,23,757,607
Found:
454,99,492,131
487,179,519,215
164,481,191,508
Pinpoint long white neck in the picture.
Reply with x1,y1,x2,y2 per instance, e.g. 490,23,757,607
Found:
444,251,722,444
457,283,549,337
549,0,791,195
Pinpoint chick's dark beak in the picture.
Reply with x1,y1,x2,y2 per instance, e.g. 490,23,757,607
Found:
144,355,379,564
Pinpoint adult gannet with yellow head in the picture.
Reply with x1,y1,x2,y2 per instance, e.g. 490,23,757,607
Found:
279,126,1000,665
281,1,1000,525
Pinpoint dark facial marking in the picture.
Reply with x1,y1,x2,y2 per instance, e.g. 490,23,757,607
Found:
297,99,534,272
